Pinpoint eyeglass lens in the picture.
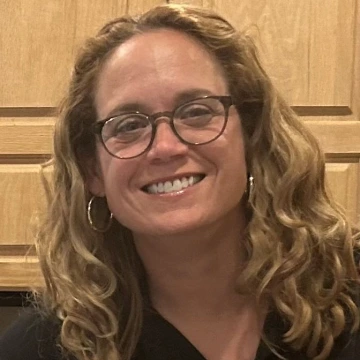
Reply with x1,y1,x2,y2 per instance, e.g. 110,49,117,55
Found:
100,97,229,159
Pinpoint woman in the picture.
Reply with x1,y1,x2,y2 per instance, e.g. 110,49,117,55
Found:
1,4,359,360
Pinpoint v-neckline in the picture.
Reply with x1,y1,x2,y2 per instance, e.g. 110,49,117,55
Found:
138,308,276,360
139,308,206,359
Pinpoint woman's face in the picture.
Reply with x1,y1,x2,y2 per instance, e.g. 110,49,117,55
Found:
88,29,247,238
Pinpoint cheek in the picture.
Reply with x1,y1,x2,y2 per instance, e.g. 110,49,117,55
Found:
102,166,132,224
102,163,128,193
222,120,246,163
220,129,248,189
230,119,247,165
99,155,141,210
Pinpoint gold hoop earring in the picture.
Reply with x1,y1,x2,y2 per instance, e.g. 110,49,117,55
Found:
87,196,113,233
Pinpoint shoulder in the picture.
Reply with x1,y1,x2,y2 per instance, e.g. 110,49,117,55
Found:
330,325,360,360
332,286,360,359
309,283,360,359
0,308,63,360
263,284,360,359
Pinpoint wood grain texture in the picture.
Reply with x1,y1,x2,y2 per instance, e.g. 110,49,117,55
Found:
352,0,360,119
0,164,47,246
0,118,54,155
126,0,165,15
206,0,355,107
73,1,127,49
309,0,355,106
0,257,43,291
2,0,355,108
305,120,360,155
325,163,359,225
168,0,209,6
0,0,148,108
0,0,76,107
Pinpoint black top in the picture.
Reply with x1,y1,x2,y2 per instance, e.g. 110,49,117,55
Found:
0,306,359,360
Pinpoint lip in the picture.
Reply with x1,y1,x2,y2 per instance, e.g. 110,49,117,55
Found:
140,172,206,190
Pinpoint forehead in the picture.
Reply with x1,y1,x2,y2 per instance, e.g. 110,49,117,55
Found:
94,29,229,118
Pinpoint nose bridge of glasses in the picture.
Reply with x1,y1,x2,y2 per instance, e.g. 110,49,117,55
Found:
149,111,174,125
149,110,184,147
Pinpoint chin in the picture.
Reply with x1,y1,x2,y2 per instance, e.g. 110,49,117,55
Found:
133,214,217,240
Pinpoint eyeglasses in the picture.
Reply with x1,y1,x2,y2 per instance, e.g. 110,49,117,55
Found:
93,95,233,159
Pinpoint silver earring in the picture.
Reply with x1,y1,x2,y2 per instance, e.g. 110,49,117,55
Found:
247,174,254,202
87,196,113,233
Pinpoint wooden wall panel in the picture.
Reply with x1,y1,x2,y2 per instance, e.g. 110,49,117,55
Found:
0,0,166,108
0,119,53,155
325,163,359,225
309,0,355,106
0,0,76,107
0,247,43,291
0,165,47,246
168,0,208,6
305,120,360,155
352,0,360,119
128,0,166,15
176,0,356,108
73,1,127,49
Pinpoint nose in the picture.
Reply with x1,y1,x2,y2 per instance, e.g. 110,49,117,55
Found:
146,119,189,162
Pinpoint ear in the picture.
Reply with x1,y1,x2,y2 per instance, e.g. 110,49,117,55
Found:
83,157,106,197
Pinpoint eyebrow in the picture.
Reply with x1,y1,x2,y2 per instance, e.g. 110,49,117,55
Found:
102,88,216,119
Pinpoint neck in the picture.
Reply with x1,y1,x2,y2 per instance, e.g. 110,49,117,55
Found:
133,207,250,319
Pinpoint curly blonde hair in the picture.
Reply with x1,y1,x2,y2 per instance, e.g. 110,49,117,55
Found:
36,4,360,360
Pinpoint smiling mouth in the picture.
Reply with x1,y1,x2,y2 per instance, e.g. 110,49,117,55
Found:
142,174,206,194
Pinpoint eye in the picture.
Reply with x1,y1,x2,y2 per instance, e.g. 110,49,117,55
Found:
110,115,150,135
175,102,220,128
178,104,214,120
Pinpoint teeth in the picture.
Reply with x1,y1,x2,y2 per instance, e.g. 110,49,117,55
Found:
146,175,203,194
164,181,172,192
181,177,189,188
173,179,182,191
